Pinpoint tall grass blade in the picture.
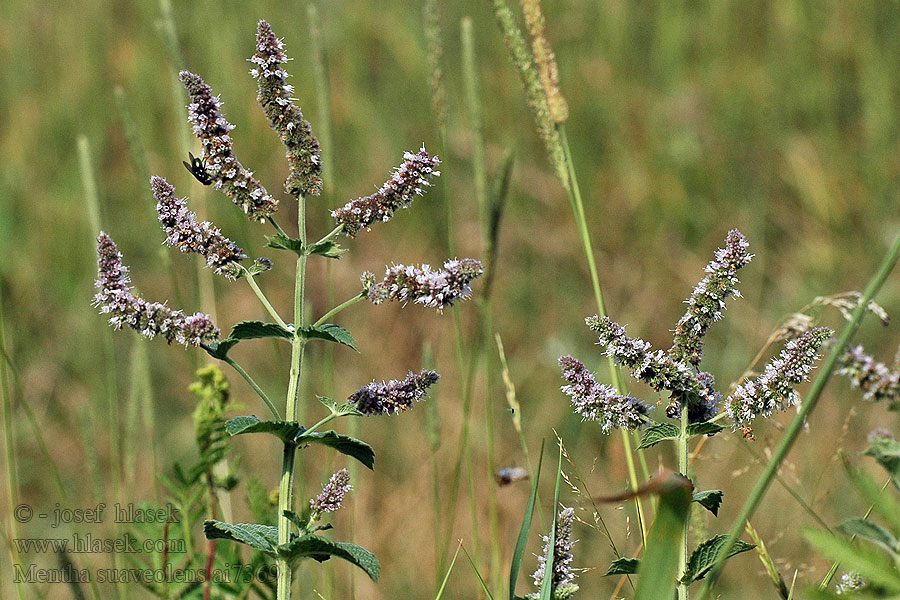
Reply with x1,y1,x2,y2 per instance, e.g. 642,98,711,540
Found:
632,472,693,600
77,135,123,506
463,543,497,600
0,286,25,600
537,445,563,600
433,542,462,600
509,440,545,600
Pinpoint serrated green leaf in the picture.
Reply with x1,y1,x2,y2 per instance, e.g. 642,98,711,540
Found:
229,320,293,341
686,422,725,438
805,528,900,593
277,535,380,581
266,233,304,254
202,339,239,360
246,259,274,276
298,430,375,470
865,436,900,487
283,510,306,531
681,534,755,583
225,416,305,443
301,324,358,351
604,557,640,576
638,423,679,449
305,240,347,259
203,520,278,553
692,490,724,517
838,518,900,555
317,396,363,417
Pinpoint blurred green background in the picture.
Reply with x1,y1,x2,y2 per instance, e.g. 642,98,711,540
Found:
4,0,900,597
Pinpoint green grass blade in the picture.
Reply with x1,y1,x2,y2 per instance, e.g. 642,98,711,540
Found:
633,472,693,600
433,542,462,600
805,529,900,593
462,544,496,600
509,439,545,600
538,446,564,600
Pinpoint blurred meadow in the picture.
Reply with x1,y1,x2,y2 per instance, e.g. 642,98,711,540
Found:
4,0,900,598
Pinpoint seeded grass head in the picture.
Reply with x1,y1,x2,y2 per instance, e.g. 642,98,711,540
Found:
91,18,484,597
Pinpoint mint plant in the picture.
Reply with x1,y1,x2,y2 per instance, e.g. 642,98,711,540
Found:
557,230,832,600
93,19,482,599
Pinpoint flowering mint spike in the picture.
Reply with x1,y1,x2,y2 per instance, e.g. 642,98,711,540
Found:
530,507,579,599
586,315,699,395
670,229,753,366
367,258,484,311
153,176,247,279
180,71,277,221
331,147,440,237
665,371,721,424
837,345,900,407
558,355,650,433
348,369,440,416
93,232,219,347
310,468,351,514
252,20,323,198
725,327,832,429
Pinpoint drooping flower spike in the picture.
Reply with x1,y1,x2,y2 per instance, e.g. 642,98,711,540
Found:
669,229,752,366
528,506,579,600
181,71,277,221
331,147,440,237
93,232,219,347
558,355,650,433
348,369,440,416
725,327,832,429
252,20,322,198
153,176,246,279
837,345,900,407
366,258,484,311
309,469,351,514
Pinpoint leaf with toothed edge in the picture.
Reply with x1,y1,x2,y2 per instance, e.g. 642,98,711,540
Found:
225,415,305,443
229,320,293,341
296,430,375,470
687,422,725,438
203,520,279,553
277,535,380,581
305,240,347,259
680,534,755,583
604,557,640,576
638,423,679,449
266,233,304,254
693,490,724,516
301,324,358,351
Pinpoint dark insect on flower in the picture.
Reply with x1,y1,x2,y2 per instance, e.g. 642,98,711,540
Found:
495,467,529,487
182,152,213,186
